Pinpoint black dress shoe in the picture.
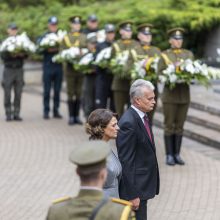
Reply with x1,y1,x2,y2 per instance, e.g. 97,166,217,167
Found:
68,117,75,125
6,115,12,121
14,116,23,121
74,116,83,125
43,114,50,119
174,155,185,165
166,155,175,166
53,113,62,119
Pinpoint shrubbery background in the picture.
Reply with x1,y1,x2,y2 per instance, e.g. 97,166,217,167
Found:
1,0,220,57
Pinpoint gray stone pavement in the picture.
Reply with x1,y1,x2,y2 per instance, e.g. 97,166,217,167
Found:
0,86,220,220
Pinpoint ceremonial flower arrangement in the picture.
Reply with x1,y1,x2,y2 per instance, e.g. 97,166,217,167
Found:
159,59,220,89
0,32,36,54
110,50,130,78
131,56,159,83
52,47,88,63
96,29,106,43
94,47,112,68
74,52,95,74
37,30,67,50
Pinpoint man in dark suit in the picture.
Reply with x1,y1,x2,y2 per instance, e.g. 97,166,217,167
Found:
116,79,160,220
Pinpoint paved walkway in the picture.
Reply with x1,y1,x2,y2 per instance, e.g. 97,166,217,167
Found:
0,86,220,220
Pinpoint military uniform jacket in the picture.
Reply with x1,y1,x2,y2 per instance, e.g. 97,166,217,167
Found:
111,39,145,91
141,45,161,58
46,189,134,220
158,48,194,104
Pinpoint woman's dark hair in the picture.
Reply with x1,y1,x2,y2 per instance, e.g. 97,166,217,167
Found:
85,109,117,140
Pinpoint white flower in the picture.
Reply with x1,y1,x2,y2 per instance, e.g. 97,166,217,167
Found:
79,53,94,65
159,75,167,83
95,47,112,63
169,73,177,83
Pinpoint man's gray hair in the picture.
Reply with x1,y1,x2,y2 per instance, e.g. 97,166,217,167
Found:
130,79,155,104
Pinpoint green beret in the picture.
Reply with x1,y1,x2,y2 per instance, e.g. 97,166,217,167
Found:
69,140,110,166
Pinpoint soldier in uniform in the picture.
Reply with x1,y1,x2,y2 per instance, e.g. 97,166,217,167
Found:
82,34,97,119
83,14,99,35
95,24,116,111
38,16,63,120
111,21,144,117
137,24,161,124
1,23,27,121
158,28,194,166
46,140,135,220
61,16,87,125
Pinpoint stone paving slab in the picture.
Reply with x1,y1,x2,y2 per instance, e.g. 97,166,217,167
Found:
0,86,220,220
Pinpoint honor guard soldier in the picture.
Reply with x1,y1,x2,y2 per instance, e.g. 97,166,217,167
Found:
95,24,116,111
46,141,135,220
137,24,161,124
38,16,63,120
1,23,27,121
111,21,144,117
61,16,87,125
158,28,194,166
82,34,97,119
83,14,99,36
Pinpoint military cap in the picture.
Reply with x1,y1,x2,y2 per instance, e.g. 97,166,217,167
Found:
119,21,133,31
7,23,18,30
48,16,58,25
167,27,185,40
69,16,82,24
69,140,110,166
87,32,97,44
104,24,115,33
137,23,153,35
87,14,98,22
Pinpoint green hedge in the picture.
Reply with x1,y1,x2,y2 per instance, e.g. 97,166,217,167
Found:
1,0,220,57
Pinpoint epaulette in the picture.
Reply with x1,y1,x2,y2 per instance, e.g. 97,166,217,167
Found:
111,198,132,206
52,196,71,204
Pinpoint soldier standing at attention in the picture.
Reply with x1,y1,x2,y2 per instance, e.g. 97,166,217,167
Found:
137,24,161,124
38,16,63,120
158,28,194,166
82,35,97,119
1,23,27,121
83,14,99,36
95,24,116,111
61,16,86,125
111,21,144,117
46,141,135,220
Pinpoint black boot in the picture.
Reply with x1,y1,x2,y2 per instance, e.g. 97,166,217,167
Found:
68,100,74,125
174,134,185,165
164,135,175,166
74,99,83,125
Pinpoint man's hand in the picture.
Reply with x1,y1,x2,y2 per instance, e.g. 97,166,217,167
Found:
130,197,140,210
47,48,59,53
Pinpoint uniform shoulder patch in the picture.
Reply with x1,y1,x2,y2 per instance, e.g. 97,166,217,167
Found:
52,196,71,204
111,198,132,206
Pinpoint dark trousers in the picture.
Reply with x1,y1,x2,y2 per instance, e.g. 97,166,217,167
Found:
135,200,147,220
113,90,129,118
163,102,189,135
95,73,115,111
82,74,96,118
43,67,63,115
2,67,24,117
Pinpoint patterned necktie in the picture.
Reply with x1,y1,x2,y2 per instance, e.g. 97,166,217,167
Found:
143,115,153,143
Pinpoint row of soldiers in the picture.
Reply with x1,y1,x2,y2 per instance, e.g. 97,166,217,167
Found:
1,14,193,166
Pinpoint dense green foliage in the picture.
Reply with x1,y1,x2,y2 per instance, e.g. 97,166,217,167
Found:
1,0,220,56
